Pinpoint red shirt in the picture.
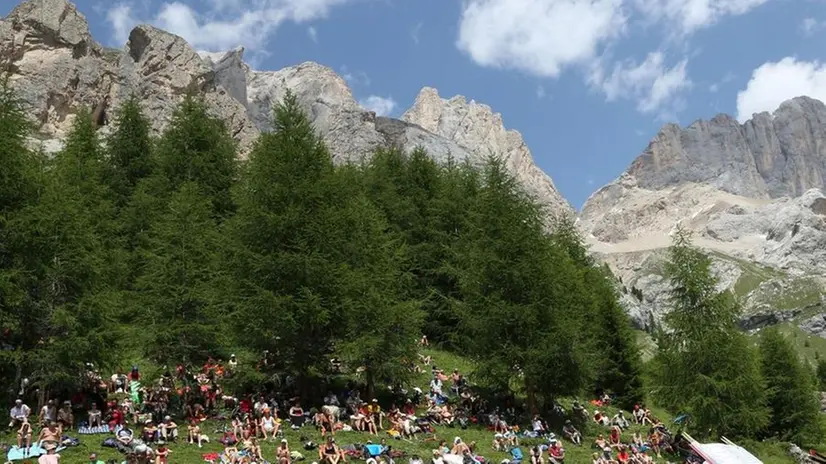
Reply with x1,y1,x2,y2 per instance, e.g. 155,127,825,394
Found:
549,445,563,458
617,451,629,463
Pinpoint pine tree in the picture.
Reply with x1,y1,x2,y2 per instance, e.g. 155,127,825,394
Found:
816,358,826,391
652,228,768,438
155,94,237,217
333,192,423,398
759,328,823,444
0,75,44,403
105,95,153,207
230,91,344,395
591,269,645,410
456,158,592,411
136,182,225,364
18,108,121,393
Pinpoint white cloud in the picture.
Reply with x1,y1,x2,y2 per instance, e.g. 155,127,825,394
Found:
411,22,423,44
340,66,371,87
107,3,138,44
308,26,318,42
359,95,397,117
105,0,351,52
591,52,691,114
632,0,771,35
801,17,824,36
736,57,826,123
708,71,734,93
456,0,626,78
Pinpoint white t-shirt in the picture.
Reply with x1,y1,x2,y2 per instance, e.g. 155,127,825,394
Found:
41,405,56,422
11,404,30,419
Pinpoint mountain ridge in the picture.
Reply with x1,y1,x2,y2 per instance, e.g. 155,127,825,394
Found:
0,0,573,216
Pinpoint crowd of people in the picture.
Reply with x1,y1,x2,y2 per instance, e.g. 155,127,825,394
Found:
5,340,683,464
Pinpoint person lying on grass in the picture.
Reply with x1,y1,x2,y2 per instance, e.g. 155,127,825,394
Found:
39,420,61,445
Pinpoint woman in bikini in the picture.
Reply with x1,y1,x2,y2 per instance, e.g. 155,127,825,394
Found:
277,438,291,464
17,418,32,451
319,436,341,464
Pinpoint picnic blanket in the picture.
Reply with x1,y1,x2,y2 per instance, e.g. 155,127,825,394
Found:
7,443,68,461
79,424,111,434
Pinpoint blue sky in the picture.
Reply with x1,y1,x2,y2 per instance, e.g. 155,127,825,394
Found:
5,0,826,208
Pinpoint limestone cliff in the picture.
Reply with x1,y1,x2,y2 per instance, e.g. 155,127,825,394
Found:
581,99,826,330
628,97,826,199
0,0,571,216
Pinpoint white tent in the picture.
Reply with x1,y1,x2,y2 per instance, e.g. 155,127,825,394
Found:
685,434,763,464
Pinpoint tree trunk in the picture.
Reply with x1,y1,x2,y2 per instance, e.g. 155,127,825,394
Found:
525,381,538,415
366,368,375,401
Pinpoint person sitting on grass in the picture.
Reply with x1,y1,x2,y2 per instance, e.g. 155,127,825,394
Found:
155,443,171,464
648,430,662,458
363,405,379,435
320,435,341,464
530,446,544,464
87,403,102,428
57,401,73,430
547,439,565,464
492,433,506,451
17,417,32,452
351,404,366,431
289,401,305,428
369,399,383,430
116,424,134,451
608,426,622,448
160,415,177,442
615,446,630,464
593,410,609,426
10,399,31,428
317,409,335,437
260,408,279,440
451,437,470,455
143,419,159,443
562,420,581,446
611,411,630,430
187,420,207,448
40,400,56,427
593,434,607,450
277,438,291,464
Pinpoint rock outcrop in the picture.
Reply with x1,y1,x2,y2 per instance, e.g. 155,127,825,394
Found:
1,0,571,216
403,88,571,215
582,99,826,329
629,97,826,199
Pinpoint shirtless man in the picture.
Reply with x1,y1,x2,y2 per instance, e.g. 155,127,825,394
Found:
38,420,61,447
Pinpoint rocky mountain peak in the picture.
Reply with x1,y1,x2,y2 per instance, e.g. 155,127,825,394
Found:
1,0,571,217
403,87,572,215
623,95,826,200
4,0,97,57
